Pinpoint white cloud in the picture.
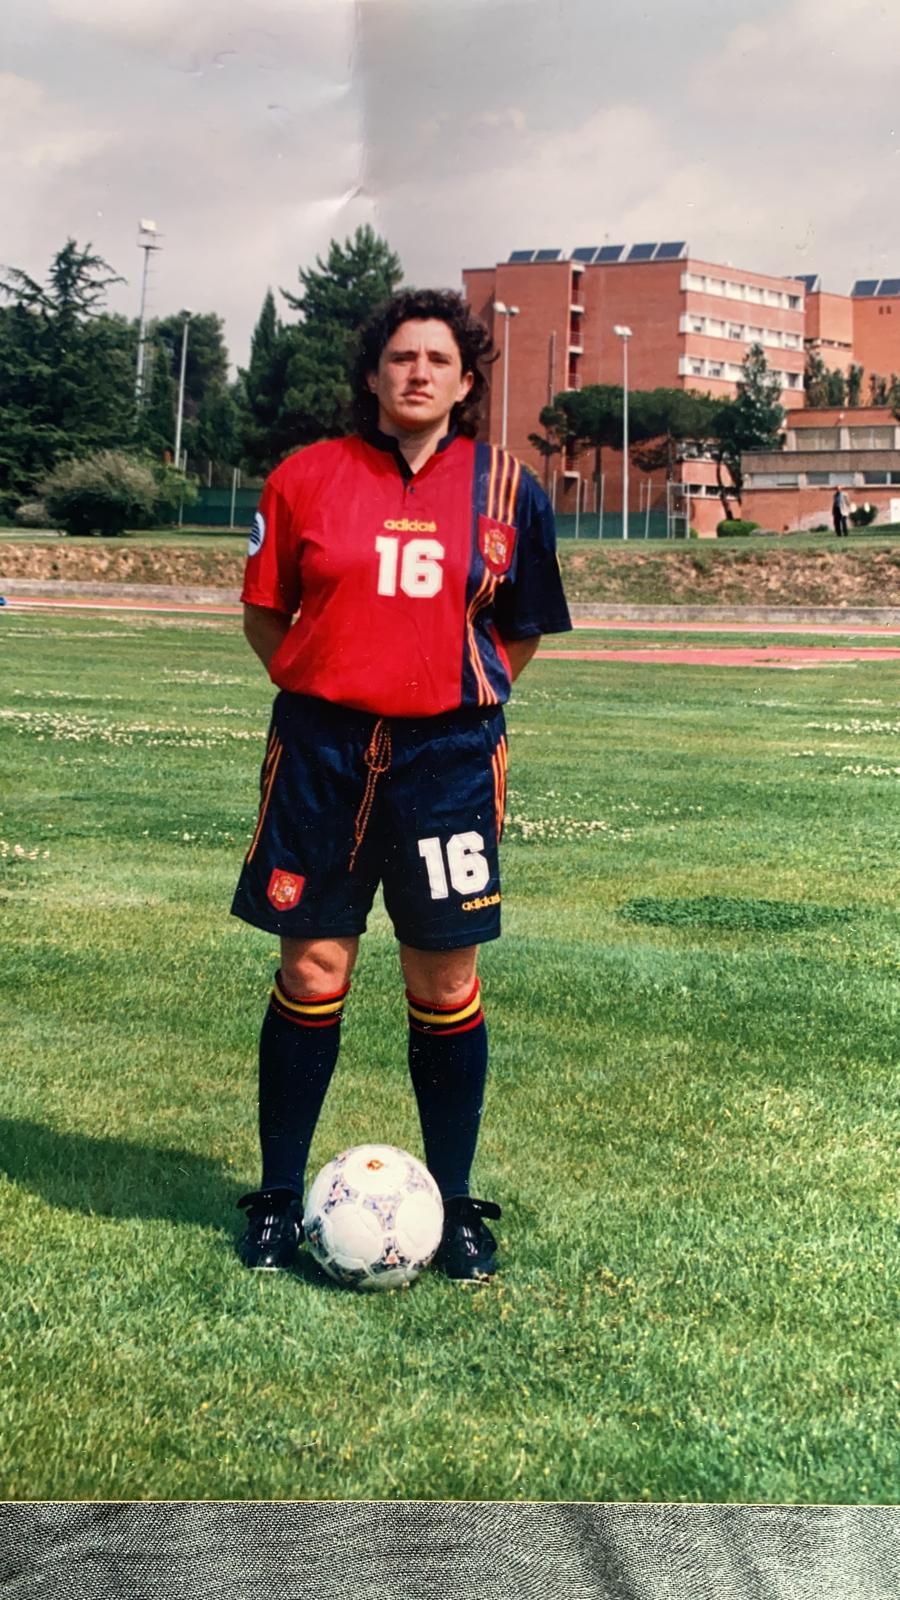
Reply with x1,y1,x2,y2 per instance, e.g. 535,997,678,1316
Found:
0,72,111,174
696,0,900,108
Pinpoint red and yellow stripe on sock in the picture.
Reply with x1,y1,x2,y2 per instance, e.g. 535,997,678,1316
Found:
407,979,484,1037
270,973,350,1029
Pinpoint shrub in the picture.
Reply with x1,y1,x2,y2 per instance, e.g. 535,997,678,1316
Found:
147,461,198,527
849,502,878,528
42,451,159,536
716,518,759,537
40,450,197,536
14,500,50,529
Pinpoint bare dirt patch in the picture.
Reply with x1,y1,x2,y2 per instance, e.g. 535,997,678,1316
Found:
3,538,900,609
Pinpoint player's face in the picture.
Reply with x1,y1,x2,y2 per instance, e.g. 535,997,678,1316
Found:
367,319,474,436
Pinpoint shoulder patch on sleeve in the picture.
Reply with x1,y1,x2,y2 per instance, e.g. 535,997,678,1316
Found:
248,511,266,556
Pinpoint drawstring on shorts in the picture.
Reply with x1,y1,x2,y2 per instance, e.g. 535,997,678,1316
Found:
348,717,392,872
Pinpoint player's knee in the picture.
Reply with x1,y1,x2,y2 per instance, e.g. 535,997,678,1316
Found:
400,946,479,1010
280,937,357,998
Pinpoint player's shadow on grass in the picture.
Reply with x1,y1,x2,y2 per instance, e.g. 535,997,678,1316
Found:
0,1115,247,1234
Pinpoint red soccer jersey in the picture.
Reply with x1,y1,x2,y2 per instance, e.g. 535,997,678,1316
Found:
241,432,570,717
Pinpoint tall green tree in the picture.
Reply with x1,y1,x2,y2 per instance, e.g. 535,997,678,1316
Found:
530,385,624,497
135,340,177,461
826,367,847,406
709,344,785,518
629,388,721,477
0,240,133,509
150,310,229,411
238,288,291,476
804,351,829,408
847,364,864,407
194,383,241,481
275,225,403,459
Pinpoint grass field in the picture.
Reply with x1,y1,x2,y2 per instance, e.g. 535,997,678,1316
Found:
1,609,898,1503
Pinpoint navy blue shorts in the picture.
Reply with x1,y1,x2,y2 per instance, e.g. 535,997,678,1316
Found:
231,693,508,950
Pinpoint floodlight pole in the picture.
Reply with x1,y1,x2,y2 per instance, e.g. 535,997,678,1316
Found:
134,220,161,410
614,324,632,540
494,301,520,448
174,310,192,475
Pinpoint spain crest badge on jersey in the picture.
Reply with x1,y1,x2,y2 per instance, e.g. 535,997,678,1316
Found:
267,868,305,910
478,514,516,577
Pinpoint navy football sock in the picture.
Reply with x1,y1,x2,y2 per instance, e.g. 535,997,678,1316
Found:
257,972,349,1196
407,979,488,1200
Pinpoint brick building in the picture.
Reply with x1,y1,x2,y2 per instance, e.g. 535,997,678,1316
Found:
802,273,900,388
462,248,900,535
741,406,900,532
463,244,807,533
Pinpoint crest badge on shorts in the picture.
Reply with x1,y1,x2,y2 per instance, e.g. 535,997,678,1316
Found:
267,868,305,910
478,514,516,577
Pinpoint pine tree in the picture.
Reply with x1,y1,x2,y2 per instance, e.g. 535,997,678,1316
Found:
804,352,829,407
0,239,133,511
711,344,785,518
238,229,404,475
847,364,864,407
279,225,403,446
135,340,177,461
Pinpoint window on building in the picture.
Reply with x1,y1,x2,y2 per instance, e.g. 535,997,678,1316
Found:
708,318,725,337
806,473,830,484
863,472,888,484
690,318,704,333
795,428,840,449
728,324,743,339
785,373,801,388
746,284,762,303
691,361,704,376
848,427,893,449
708,363,724,377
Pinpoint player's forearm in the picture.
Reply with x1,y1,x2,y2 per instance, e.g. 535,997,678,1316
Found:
243,603,292,669
503,636,541,681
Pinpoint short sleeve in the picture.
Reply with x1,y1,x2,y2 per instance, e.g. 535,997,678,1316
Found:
240,475,302,617
492,473,572,640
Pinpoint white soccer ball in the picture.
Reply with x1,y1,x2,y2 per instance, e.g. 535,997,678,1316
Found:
303,1144,444,1290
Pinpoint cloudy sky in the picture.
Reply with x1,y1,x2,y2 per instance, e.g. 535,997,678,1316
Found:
2,0,898,370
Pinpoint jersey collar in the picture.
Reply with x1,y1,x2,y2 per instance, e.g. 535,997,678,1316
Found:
363,425,459,483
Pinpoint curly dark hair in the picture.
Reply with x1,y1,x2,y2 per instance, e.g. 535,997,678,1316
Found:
350,288,496,438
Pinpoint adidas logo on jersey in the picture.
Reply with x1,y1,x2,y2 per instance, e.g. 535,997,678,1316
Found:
383,518,438,533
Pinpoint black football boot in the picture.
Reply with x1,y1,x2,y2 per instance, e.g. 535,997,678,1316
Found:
236,1189,302,1270
432,1196,501,1281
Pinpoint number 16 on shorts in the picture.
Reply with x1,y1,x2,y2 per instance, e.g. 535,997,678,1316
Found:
418,832,490,900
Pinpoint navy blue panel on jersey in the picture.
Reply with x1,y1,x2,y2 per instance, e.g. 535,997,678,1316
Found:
231,693,507,951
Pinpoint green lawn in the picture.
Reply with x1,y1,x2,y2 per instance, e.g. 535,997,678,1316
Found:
1,610,898,1502
546,628,900,650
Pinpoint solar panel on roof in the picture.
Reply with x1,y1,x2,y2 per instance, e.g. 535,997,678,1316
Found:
534,249,563,263
571,247,598,262
852,279,879,297
792,273,819,293
654,241,686,260
595,245,625,263
508,250,536,263
876,278,900,297
627,242,657,261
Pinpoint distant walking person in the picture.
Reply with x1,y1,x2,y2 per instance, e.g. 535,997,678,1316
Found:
832,486,851,537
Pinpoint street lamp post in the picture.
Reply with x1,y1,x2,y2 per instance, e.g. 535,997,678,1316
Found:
613,324,632,540
493,301,520,448
174,309,192,474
